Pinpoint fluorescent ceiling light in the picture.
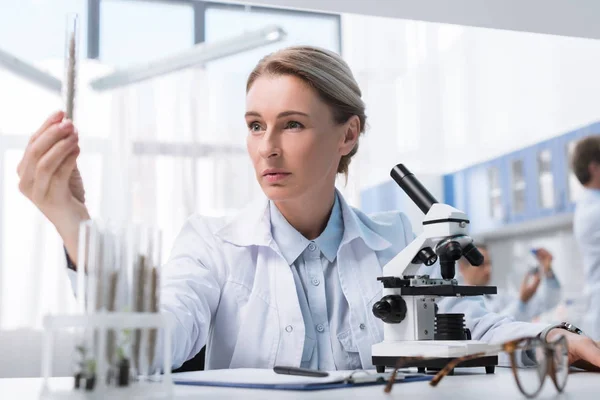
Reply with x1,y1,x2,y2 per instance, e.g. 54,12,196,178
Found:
90,25,286,91
0,47,62,94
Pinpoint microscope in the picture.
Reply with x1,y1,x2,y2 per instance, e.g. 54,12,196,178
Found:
371,164,498,374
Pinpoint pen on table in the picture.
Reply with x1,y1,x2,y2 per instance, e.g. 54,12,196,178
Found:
273,366,329,377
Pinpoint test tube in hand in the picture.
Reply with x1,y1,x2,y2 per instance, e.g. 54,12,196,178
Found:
63,13,78,120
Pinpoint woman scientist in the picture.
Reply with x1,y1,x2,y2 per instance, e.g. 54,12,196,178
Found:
16,46,600,371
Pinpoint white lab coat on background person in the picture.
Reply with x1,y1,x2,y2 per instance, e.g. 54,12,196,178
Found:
66,190,548,370
482,274,561,322
574,188,600,340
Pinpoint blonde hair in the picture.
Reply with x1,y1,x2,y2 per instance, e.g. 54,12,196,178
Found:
246,46,366,177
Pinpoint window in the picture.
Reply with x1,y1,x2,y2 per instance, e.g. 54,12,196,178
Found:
100,0,194,67
123,4,340,249
203,4,340,143
0,1,101,328
0,0,88,63
0,0,341,329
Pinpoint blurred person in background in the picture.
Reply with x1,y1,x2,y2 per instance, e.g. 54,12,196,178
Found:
16,46,600,371
572,135,600,340
459,244,561,322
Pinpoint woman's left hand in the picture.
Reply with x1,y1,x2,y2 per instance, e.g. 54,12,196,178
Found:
547,329,600,371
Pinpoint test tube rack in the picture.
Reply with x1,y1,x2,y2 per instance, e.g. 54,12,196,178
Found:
39,312,173,400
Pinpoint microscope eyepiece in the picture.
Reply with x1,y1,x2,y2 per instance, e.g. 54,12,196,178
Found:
463,243,484,266
415,247,437,266
390,164,438,215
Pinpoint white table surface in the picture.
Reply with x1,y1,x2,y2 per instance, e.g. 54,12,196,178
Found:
0,368,598,399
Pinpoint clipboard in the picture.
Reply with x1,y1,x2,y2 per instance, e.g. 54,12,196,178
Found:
172,368,432,391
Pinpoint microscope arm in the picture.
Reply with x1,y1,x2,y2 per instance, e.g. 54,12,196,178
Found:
383,232,432,278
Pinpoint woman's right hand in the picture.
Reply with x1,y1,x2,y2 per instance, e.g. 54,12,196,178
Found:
17,110,90,267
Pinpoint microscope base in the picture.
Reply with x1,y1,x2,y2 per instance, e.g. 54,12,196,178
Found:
372,355,498,374
371,340,498,374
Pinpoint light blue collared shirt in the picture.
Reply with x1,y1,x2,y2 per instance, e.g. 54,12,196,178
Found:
269,194,354,370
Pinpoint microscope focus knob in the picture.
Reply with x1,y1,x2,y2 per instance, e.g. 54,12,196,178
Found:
372,295,407,324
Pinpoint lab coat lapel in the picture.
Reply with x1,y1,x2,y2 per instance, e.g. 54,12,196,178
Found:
335,193,392,368
270,246,306,367
215,196,306,367
337,241,387,369
214,195,273,247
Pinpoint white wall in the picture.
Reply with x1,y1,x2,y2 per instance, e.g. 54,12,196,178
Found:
342,15,600,191
463,30,600,169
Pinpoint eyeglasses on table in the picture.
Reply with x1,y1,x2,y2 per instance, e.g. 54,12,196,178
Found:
384,335,569,399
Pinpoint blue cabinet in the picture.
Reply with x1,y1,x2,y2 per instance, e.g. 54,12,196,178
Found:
504,149,536,223
443,170,467,212
363,121,599,235
441,120,600,235
463,160,508,234
530,140,561,218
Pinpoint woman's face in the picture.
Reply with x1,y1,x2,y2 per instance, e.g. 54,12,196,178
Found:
245,74,358,203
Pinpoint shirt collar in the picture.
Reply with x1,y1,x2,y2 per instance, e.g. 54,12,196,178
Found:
215,189,392,253
269,193,343,265
269,200,311,265
314,194,343,262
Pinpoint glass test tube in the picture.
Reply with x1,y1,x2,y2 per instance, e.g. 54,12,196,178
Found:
63,13,79,121
129,225,162,378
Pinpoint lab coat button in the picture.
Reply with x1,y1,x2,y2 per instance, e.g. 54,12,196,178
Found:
285,325,293,333
308,243,316,251
359,323,366,330
316,324,325,333
312,278,320,286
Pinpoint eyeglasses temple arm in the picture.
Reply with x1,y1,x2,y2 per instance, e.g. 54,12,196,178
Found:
430,347,502,386
384,356,436,393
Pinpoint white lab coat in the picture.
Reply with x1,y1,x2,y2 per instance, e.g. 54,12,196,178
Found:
574,188,600,340
482,274,561,322
153,191,548,370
